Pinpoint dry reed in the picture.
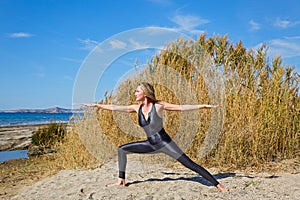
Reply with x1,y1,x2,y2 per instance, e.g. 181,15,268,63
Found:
55,34,299,170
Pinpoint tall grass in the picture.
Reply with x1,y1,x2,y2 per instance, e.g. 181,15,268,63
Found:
56,34,299,170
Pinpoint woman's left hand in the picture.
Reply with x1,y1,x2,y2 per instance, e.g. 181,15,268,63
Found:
205,105,219,109
81,103,98,108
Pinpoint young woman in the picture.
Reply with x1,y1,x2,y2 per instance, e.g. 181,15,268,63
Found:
83,82,227,192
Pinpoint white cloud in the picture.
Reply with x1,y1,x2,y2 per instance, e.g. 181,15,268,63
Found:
171,14,209,33
285,36,300,40
78,38,99,50
266,36,300,59
273,18,300,28
249,20,260,31
139,26,177,34
8,32,34,38
129,38,149,49
109,39,127,49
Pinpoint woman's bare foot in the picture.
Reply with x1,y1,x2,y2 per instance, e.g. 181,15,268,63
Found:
216,184,228,192
106,178,126,187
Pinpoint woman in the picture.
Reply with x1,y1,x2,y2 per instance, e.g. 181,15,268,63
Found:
83,82,227,192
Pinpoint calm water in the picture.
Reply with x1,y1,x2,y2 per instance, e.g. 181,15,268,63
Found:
0,150,28,162
0,112,76,162
0,112,74,127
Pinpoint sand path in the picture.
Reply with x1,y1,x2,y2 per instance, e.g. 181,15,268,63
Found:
12,155,300,200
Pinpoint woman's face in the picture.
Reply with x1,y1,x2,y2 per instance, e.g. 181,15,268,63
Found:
135,86,145,101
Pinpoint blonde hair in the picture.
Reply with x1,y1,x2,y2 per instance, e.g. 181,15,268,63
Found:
138,82,157,103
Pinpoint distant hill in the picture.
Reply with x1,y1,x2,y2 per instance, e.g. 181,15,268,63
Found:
0,107,82,113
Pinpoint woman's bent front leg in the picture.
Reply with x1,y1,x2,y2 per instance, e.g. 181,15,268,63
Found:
118,140,157,179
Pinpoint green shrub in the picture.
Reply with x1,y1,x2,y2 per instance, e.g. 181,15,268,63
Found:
31,123,66,148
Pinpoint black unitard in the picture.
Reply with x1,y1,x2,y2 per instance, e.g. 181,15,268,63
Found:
118,103,219,186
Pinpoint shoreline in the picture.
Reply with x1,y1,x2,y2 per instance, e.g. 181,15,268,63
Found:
0,124,44,152
0,123,69,152
0,122,68,129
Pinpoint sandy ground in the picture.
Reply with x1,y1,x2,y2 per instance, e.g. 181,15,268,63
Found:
10,155,300,200
1,125,299,199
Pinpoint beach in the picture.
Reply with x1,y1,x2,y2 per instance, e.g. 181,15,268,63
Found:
7,155,300,200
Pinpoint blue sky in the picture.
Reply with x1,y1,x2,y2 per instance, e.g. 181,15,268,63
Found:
0,0,299,110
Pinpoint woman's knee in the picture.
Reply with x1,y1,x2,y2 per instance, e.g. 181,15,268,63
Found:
118,145,129,156
118,146,124,153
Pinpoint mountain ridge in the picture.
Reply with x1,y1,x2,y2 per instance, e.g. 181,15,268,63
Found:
0,107,81,113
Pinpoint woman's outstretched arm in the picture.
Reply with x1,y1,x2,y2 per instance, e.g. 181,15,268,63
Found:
157,101,218,111
82,103,138,113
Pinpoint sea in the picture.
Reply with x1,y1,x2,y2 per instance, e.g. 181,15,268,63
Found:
0,112,74,127
0,112,75,163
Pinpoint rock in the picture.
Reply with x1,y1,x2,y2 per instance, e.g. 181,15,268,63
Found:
27,145,56,157
0,125,48,151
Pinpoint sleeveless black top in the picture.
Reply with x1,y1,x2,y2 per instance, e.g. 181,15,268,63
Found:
138,103,163,137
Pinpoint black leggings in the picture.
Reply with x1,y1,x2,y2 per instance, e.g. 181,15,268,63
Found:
118,129,219,186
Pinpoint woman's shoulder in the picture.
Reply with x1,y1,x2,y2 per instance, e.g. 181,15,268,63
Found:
154,101,164,110
128,104,141,112
155,100,168,107
155,100,164,105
